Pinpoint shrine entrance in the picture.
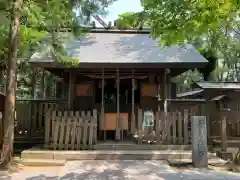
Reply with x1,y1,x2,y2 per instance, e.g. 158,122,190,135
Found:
97,77,140,141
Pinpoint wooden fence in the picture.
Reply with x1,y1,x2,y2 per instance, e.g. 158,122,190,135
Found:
44,109,98,150
135,108,192,145
1,98,240,147
14,99,67,143
210,111,240,138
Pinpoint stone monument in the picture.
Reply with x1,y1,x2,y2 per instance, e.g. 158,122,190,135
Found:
191,116,208,168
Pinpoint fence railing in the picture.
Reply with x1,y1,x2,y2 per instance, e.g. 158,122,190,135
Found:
210,111,240,137
1,98,240,146
135,108,192,145
14,99,67,143
45,109,98,150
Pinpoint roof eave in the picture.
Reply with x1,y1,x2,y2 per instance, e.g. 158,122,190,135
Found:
29,61,208,69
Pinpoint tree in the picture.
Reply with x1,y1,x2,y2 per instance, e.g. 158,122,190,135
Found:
115,12,148,29
0,0,23,169
115,0,239,88
141,0,239,46
0,0,116,168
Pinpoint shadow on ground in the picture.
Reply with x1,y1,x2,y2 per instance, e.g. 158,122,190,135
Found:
4,160,240,180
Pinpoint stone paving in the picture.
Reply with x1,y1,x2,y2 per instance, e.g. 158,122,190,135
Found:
1,160,240,180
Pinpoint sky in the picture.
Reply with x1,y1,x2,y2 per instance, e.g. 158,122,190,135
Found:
95,0,143,27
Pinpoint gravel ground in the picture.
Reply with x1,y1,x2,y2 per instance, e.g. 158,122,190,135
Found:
0,160,240,180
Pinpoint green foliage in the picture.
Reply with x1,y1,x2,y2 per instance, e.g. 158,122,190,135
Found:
141,0,239,47
197,49,218,81
115,11,149,29
115,1,240,91
115,12,140,29
0,0,115,97
172,69,203,93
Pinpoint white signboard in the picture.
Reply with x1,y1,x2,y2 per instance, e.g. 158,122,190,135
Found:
143,110,154,127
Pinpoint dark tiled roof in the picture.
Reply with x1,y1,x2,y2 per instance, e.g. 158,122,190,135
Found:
176,89,204,98
210,95,227,101
29,31,208,66
193,82,240,90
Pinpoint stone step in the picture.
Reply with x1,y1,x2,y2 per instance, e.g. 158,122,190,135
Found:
22,149,217,161
16,158,66,166
94,144,191,150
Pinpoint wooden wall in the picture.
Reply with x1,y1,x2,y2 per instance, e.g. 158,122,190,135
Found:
67,73,178,113
74,81,95,111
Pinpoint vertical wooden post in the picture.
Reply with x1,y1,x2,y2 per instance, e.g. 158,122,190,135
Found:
40,70,46,98
116,69,120,140
68,71,75,109
30,68,36,136
155,110,160,144
61,79,66,99
157,76,161,111
221,114,227,152
131,70,135,134
101,68,105,140
161,69,168,142
32,68,36,98
163,69,168,114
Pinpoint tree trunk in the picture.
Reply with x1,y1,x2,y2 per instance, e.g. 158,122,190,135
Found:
0,0,22,169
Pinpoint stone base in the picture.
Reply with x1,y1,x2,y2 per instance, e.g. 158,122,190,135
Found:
17,159,66,166
168,158,226,167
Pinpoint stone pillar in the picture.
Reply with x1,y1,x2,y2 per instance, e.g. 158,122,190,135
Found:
191,116,208,168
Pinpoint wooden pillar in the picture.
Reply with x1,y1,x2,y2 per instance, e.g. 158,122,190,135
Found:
101,68,105,140
30,68,36,136
68,71,75,109
160,69,169,142
157,76,161,111
221,114,227,152
61,79,66,99
40,70,47,98
156,75,161,144
131,70,135,134
116,69,120,140
31,68,36,98
204,101,211,145
163,69,168,114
